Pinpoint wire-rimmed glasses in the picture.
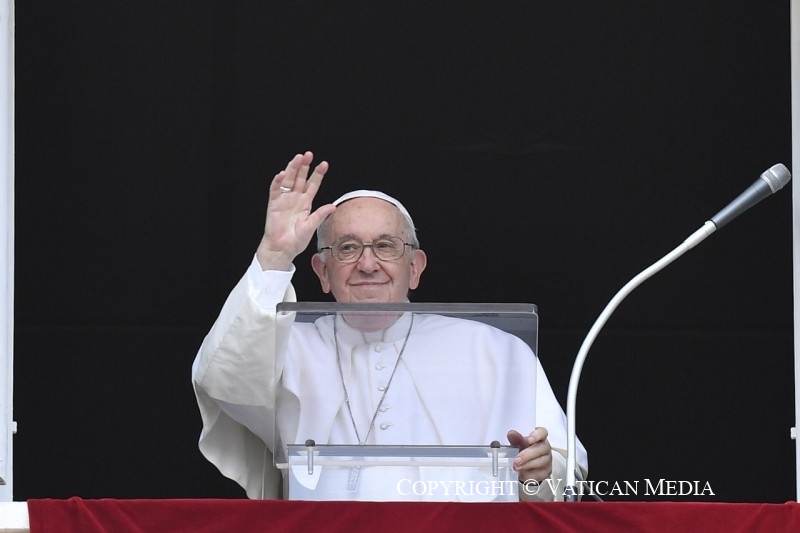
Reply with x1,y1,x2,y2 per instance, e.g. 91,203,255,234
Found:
320,236,414,263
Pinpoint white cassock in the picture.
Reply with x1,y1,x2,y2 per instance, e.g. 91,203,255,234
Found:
192,257,588,501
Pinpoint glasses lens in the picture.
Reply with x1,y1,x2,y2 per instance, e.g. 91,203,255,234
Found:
372,237,404,260
333,240,363,262
332,237,406,263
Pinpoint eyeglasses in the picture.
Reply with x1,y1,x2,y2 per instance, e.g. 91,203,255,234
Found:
320,236,415,264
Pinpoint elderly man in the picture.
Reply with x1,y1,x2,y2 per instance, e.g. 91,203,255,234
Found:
192,151,588,501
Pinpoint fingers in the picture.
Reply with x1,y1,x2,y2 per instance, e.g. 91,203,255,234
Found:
507,427,548,449
271,151,329,198
530,427,548,444
270,153,304,196
304,159,330,196
515,446,552,483
508,427,552,482
270,170,290,196
515,436,551,462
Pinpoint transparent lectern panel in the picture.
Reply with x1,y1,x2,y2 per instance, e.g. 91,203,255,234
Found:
286,443,520,502
272,302,538,501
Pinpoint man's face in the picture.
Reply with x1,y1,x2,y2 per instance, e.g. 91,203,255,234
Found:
311,197,427,303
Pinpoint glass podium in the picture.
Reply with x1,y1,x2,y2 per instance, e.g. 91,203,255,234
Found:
273,302,539,502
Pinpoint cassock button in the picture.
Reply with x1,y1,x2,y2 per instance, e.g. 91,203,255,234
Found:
375,362,386,370
374,344,384,352
379,405,389,412
377,384,387,391
379,423,391,430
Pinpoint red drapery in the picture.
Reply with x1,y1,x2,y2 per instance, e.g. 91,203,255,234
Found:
25,498,800,533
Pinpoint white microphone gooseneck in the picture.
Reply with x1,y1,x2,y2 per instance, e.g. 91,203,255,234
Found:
563,163,791,501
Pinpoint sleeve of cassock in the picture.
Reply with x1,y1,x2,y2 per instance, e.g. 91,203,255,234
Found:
191,256,295,499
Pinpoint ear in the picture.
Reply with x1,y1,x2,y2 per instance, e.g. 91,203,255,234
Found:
407,249,427,290
311,253,331,294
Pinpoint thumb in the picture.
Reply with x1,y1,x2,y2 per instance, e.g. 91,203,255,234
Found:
507,429,525,447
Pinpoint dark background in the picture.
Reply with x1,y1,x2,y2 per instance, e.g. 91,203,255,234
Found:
12,2,795,502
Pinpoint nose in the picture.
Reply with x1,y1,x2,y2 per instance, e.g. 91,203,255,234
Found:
356,245,382,271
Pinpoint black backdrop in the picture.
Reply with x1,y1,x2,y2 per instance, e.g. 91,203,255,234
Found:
12,2,795,501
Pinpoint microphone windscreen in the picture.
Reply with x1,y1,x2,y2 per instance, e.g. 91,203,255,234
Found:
761,163,791,193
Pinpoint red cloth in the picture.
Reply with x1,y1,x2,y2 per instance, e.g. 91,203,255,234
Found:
26,498,800,533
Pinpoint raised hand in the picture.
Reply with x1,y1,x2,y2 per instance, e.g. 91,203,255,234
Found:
256,151,337,271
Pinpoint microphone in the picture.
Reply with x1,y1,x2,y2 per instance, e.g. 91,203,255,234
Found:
563,164,792,501
710,163,791,229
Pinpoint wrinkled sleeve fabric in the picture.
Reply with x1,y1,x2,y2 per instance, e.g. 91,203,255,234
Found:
191,256,296,499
